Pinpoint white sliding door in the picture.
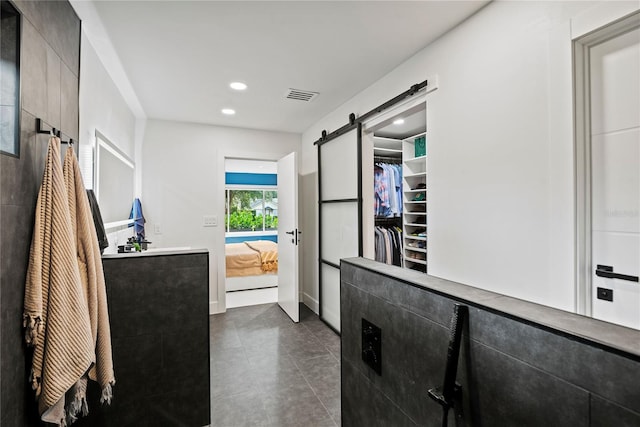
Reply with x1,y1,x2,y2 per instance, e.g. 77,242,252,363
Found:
318,123,362,332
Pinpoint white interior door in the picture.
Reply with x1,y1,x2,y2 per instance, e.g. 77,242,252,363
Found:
590,26,640,330
277,152,299,322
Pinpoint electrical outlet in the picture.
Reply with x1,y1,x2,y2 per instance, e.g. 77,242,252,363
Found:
203,215,217,227
154,223,162,234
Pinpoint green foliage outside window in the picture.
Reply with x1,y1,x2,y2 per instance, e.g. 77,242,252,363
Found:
225,189,278,232
227,211,278,231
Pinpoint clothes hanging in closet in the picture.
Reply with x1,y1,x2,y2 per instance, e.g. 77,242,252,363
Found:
374,162,403,218
374,226,403,267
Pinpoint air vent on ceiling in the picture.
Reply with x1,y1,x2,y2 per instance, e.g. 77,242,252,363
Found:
285,88,319,102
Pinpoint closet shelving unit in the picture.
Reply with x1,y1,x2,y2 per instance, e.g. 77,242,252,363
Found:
373,136,403,160
402,131,427,272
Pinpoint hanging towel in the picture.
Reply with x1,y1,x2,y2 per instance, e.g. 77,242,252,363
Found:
86,190,109,254
23,137,94,426
129,197,145,239
63,146,115,420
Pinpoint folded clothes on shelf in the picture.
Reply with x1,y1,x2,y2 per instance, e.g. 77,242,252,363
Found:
409,228,426,237
406,252,426,261
411,183,426,190
407,241,426,249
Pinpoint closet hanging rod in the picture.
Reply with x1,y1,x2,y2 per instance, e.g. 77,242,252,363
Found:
314,79,428,147
36,118,74,145
374,147,402,153
374,216,402,224
373,136,403,143
374,156,402,164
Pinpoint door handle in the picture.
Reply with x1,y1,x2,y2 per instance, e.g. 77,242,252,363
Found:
595,265,639,282
285,230,294,235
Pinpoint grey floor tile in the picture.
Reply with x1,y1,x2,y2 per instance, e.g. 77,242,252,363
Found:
210,303,340,426
326,341,342,362
296,354,342,420
312,325,341,345
211,362,257,400
211,327,243,351
263,381,335,427
249,355,310,393
285,339,333,362
322,394,341,425
211,389,270,427
211,346,249,372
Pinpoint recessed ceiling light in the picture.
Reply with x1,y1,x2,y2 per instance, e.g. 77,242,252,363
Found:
230,82,247,91
393,119,405,125
222,108,236,116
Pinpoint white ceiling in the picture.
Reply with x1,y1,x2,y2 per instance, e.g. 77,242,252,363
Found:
86,1,489,134
375,106,427,139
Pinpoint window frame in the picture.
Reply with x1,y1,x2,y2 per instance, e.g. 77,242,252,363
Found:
224,185,278,237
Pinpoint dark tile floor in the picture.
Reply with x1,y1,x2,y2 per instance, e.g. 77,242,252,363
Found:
210,303,341,427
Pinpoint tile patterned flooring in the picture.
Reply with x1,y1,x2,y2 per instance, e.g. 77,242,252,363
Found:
210,303,341,426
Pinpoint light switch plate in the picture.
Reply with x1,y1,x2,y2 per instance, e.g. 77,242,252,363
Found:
203,215,217,227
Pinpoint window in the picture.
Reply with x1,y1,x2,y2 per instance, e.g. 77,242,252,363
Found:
225,189,278,233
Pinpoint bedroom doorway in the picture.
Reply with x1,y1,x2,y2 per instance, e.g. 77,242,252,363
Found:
224,158,280,308
223,153,300,322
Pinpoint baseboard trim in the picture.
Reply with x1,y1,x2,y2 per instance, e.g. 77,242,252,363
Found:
210,300,224,315
303,292,319,314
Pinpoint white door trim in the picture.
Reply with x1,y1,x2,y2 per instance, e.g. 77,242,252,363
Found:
573,11,640,317
215,150,299,314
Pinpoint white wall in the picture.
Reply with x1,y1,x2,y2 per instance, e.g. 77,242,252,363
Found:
79,31,138,253
301,1,640,312
79,31,136,161
141,119,300,314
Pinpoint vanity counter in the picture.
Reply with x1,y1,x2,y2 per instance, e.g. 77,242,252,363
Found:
75,249,210,426
102,246,206,258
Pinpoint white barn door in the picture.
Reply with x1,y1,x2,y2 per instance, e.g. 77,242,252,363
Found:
318,123,362,332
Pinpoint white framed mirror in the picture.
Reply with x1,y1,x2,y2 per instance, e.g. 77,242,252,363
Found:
95,130,135,226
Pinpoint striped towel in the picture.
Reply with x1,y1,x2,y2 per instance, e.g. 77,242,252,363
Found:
24,137,94,426
63,146,115,418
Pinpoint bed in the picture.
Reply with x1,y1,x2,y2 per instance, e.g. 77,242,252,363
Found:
225,240,278,291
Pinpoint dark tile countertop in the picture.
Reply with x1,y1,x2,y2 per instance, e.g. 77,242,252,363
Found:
342,257,640,358
102,247,208,259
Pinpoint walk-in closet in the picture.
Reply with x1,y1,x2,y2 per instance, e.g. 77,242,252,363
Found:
369,103,427,272
316,81,431,332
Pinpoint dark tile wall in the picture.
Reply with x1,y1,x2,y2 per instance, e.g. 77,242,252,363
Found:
72,252,211,427
341,260,640,427
0,2,80,426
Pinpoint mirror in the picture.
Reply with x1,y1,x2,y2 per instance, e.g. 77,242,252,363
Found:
95,131,134,225
1,0,21,157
